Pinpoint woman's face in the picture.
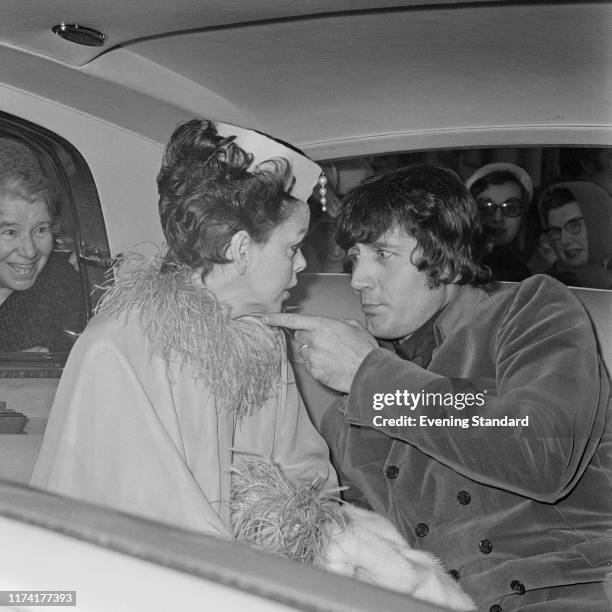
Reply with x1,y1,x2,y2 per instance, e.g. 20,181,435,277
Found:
240,201,310,314
0,197,54,298
546,201,588,267
476,181,524,247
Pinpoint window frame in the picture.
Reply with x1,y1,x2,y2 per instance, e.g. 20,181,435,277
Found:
0,111,112,376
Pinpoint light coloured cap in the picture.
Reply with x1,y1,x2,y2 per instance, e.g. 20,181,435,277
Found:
214,121,322,203
466,162,533,203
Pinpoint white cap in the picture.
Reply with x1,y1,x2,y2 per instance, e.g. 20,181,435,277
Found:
466,162,533,203
214,121,322,203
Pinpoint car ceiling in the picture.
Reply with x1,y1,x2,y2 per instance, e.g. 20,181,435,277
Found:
1,1,611,157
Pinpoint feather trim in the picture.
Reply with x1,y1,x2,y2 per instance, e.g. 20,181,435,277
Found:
229,453,347,564
96,254,283,417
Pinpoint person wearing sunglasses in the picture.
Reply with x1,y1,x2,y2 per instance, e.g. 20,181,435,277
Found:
537,184,612,289
466,162,534,282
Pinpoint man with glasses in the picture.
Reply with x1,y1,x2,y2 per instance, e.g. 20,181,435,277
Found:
466,162,533,281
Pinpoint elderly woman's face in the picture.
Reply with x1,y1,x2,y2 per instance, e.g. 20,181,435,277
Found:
476,181,524,247
546,201,588,267
0,196,54,295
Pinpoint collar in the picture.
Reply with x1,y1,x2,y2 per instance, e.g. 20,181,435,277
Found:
97,254,283,417
432,284,491,345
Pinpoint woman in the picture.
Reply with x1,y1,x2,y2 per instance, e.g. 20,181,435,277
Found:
466,162,534,281
534,181,612,289
30,120,474,609
0,167,84,351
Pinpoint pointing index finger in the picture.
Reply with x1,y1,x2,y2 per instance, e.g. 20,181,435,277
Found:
261,312,325,331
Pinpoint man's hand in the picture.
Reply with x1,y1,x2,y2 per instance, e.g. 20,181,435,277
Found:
261,313,378,393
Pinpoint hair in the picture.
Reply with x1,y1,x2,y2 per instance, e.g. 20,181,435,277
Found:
539,186,578,223
469,169,529,204
0,169,59,218
157,119,300,274
335,165,491,287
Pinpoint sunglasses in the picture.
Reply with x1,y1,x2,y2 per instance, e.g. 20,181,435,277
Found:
477,197,525,219
543,216,585,241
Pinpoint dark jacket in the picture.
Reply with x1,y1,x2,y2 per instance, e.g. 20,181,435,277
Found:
0,252,85,352
322,274,611,611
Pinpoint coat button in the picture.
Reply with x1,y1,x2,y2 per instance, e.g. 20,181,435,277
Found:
448,569,461,581
457,490,471,505
385,465,399,479
415,522,429,537
489,605,503,612
510,580,526,595
479,539,493,554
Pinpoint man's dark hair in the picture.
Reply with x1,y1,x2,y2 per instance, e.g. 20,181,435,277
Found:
335,165,491,287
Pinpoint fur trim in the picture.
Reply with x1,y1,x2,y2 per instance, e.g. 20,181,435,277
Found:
96,255,283,416
229,453,346,563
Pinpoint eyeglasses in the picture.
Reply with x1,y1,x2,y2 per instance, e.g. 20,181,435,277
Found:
543,216,585,241
477,197,525,219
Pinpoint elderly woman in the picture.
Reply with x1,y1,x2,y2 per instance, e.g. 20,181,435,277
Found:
466,162,534,281
30,120,475,610
0,167,84,352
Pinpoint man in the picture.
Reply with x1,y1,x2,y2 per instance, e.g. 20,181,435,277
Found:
264,165,611,611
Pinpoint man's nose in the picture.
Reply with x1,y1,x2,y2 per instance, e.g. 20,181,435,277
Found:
350,258,373,291
18,234,38,259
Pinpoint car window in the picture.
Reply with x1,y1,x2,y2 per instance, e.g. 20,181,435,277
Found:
0,111,111,377
305,146,612,292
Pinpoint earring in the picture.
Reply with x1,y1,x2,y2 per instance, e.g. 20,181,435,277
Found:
318,174,328,213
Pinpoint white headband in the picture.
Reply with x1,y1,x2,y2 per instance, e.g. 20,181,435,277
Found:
466,162,534,203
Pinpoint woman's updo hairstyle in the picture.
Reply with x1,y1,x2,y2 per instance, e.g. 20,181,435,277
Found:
157,119,299,274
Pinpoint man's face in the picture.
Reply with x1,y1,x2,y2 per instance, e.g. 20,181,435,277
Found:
347,227,457,339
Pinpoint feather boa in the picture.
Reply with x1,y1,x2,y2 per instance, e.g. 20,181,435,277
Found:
96,255,283,417
230,453,346,563
230,455,475,610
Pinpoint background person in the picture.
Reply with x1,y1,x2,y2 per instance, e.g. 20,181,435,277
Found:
264,165,611,611
533,182,612,289
31,121,473,610
466,162,534,281
0,167,84,352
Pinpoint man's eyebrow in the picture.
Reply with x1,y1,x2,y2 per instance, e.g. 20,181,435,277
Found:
371,239,396,249
0,221,17,228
